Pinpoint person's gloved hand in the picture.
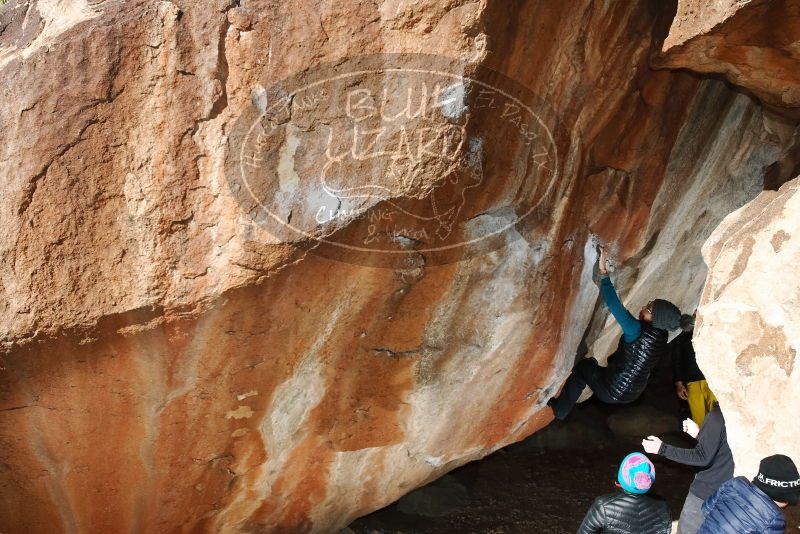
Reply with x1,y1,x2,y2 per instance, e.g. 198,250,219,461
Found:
675,381,688,400
642,436,663,454
682,418,700,439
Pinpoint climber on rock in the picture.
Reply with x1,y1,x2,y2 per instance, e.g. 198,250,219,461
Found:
547,245,693,420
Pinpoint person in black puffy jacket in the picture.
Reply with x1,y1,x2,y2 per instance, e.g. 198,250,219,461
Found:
549,246,693,420
578,452,671,534
698,454,800,533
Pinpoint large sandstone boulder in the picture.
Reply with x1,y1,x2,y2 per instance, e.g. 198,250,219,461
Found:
0,1,798,533
695,177,800,478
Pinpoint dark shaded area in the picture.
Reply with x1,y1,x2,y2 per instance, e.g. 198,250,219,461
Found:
348,356,800,533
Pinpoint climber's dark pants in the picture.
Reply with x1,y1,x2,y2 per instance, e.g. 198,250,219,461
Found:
551,358,622,420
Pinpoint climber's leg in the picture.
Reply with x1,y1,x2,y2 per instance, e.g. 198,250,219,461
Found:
549,358,607,420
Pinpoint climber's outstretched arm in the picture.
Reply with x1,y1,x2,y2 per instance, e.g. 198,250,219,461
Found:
597,247,641,343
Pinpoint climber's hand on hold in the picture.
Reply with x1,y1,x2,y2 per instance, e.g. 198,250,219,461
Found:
675,381,688,400
642,436,662,454
682,418,700,439
599,245,608,275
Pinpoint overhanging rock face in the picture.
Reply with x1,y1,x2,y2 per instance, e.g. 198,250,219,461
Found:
0,1,798,533
657,0,800,113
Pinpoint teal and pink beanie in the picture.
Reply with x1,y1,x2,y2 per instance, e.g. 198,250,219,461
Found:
617,452,655,494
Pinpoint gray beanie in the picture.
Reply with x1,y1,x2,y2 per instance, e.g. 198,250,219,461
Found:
651,299,694,332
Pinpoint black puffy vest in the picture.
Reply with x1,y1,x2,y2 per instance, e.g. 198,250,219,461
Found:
578,492,672,534
604,324,668,402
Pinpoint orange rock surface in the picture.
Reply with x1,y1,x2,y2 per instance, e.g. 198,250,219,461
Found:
657,0,800,113
0,1,798,532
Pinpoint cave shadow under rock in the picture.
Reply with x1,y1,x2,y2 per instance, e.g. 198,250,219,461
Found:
347,390,697,534
347,355,800,533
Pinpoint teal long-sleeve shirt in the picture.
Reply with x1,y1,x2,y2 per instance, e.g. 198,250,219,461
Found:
600,275,641,343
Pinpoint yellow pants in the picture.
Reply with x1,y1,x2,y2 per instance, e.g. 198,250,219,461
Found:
687,380,716,427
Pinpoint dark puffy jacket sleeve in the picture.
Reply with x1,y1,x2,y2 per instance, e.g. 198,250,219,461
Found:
765,516,787,534
577,497,605,534
702,483,724,516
